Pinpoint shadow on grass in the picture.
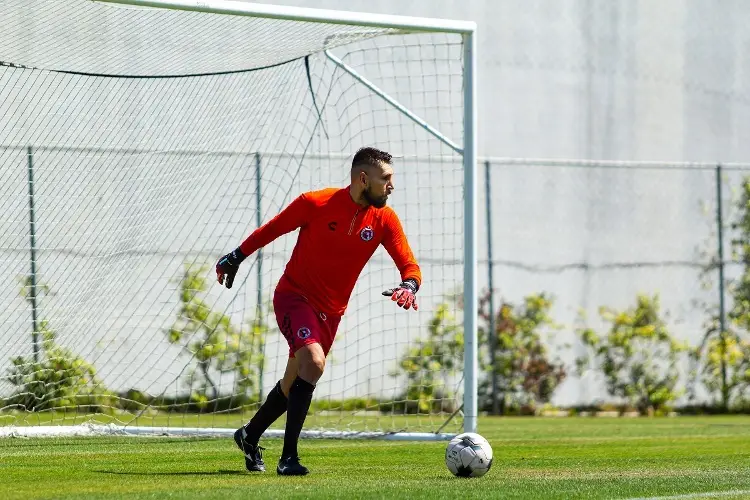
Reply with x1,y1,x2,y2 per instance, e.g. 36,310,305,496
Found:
2,437,221,449
93,469,246,476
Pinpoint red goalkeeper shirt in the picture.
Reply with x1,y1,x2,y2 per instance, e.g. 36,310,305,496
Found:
239,187,422,316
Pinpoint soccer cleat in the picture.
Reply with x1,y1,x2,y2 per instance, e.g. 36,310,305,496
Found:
276,455,309,476
233,428,266,472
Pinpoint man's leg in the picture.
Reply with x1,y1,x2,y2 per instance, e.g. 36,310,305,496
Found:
277,342,325,476
279,356,299,396
235,287,302,473
242,359,298,441
234,359,297,472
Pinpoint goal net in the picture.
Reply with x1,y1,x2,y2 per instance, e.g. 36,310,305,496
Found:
0,0,477,439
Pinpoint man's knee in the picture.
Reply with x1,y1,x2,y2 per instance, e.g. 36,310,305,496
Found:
296,343,326,384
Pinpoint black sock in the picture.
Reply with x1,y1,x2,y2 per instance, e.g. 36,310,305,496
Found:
282,376,315,459
242,381,288,445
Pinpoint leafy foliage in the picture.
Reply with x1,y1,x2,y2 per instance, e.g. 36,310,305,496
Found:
391,290,565,415
390,299,463,414
478,291,566,415
166,264,268,408
720,177,750,403
7,279,113,411
729,178,750,332
693,175,750,408
698,333,750,404
576,294,688,415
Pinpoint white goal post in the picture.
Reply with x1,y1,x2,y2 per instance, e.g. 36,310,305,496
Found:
0,0,477,440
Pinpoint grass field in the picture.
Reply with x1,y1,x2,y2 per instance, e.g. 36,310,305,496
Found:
2,416,750,499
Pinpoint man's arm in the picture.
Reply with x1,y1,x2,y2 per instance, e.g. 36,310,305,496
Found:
239,194,312,256
216,194,312,288
381,211,422,310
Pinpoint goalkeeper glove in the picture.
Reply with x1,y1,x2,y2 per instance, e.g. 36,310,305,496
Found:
216,247,246,289
382,279,419,311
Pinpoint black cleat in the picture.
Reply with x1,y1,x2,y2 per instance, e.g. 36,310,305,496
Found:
276,455,309,476
233,428,265,472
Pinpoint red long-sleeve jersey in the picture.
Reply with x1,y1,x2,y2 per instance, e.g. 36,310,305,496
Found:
239,187,422,316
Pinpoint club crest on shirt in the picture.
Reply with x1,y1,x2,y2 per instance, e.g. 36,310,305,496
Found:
360,225,374,241
297,327,311,339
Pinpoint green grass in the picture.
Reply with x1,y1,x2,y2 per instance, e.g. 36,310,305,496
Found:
2,416,750,499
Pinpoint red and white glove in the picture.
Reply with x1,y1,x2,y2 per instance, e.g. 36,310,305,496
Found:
382,279,419,311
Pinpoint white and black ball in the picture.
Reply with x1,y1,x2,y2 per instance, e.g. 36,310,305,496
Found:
445,432,493,478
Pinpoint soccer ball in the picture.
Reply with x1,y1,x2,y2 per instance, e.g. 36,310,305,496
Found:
445,432,493,477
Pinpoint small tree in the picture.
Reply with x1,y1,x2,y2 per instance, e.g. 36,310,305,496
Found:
576,294,688,415
391,290,566,415
692,173,750,409
8,279,112,411
721,178,750,403
479,291,566,415
698,333,750,406
167,263,268,409
390,299,464,414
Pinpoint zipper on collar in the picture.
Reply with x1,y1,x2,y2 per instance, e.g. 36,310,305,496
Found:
348,208,360,235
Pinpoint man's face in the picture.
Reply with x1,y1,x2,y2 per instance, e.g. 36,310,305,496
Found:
362,162,394,208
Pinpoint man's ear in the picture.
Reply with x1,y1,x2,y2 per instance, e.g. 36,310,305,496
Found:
359,170,368,186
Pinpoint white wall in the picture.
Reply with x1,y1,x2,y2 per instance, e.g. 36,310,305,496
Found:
267,0,750,162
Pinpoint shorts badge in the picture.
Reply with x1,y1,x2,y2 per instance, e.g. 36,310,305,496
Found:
297,327,311,339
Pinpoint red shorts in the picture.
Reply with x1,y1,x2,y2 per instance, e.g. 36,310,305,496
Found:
273,289,342,358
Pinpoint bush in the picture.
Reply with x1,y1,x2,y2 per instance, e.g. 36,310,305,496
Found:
310,398,382,413
479,291,566,414
389,299,464,414
116,389,256,413
7,321,115,412
576,294,689,415
166,263,268,406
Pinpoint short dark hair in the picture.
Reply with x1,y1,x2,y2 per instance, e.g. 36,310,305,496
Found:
351,147,392,172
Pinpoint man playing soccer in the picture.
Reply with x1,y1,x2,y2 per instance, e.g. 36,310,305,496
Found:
215,147,421,476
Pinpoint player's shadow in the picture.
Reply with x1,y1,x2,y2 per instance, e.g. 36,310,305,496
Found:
93,469,245,476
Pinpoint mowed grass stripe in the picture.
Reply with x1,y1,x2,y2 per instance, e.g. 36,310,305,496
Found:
1,416,749,500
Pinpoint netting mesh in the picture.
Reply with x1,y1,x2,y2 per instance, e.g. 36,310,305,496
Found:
0,0,466,435
0,0,397,75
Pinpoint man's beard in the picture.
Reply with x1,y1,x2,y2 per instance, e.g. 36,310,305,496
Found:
363,187,387,208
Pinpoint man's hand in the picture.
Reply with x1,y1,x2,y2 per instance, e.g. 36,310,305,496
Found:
382,279,419,311
216,248,246,289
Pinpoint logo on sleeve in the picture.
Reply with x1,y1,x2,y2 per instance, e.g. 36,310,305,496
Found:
328,221,337,231
297,327,312,339
360,226,374,241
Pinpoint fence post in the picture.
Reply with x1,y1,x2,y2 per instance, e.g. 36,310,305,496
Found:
484,160,499,415
715,163,729,411
255,152,265,401
27,146,40,364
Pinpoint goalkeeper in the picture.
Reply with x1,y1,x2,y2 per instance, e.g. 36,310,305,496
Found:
216,147,421,476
